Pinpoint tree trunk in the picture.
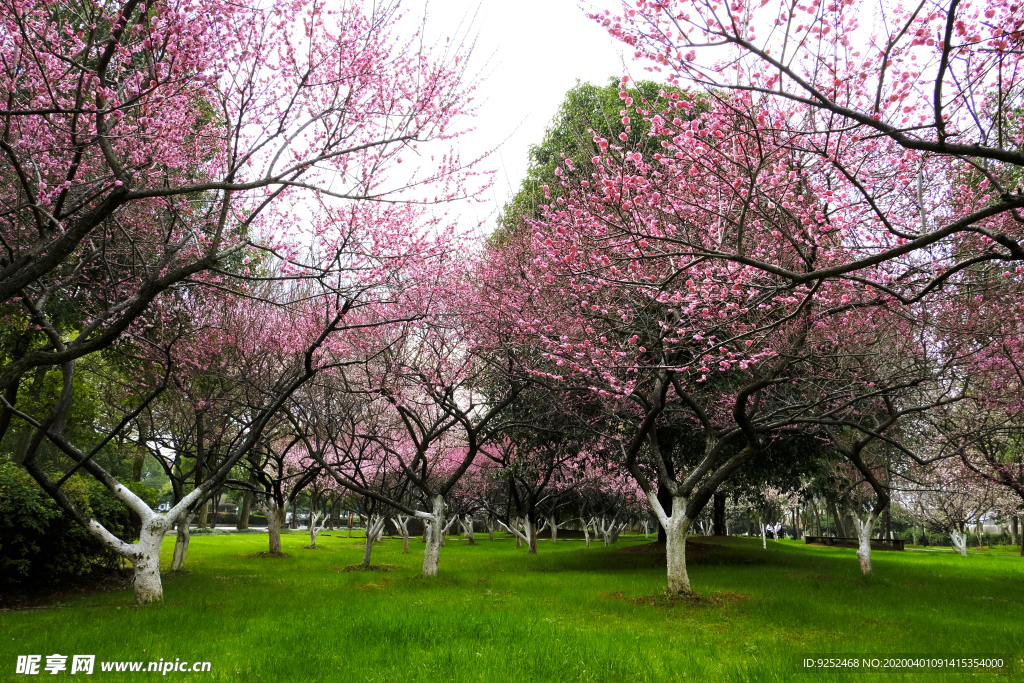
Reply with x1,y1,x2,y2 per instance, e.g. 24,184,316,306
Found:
950,530,967,556
527,519,538,554
463,516,476,545
829,500,844,536
237,491,252,530
712,492,726,536
422,495,444,577
583,520,591,547
656,480,672,543
196,499,209,529
660,498,693,595
855,514,878,573
170,513,193,571
132,453,145,483
363,531,375,568
131,526,166,604
263,501,286,555
12,367,47,466
209,492,220,528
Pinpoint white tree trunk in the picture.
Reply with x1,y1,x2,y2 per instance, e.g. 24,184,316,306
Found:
527,519,539,554
420,495,445,577
439,515,456,547
463,516,476,545
582,519,591,547
391,516,411,553
760,520,767,549
170,513,193,572
131,523,167,604
855,514,878,574
547,515,558,543
361,514,387,567
308,510,329,547
599,518,613,546
75,478,208,604
950,530,968,556
498,518,535,551
646,493,694,595
258,499,287,555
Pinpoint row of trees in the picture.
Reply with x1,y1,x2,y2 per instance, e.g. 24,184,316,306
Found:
2,0,1024,604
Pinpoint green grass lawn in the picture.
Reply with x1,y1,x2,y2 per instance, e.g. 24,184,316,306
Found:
2,532,1022,682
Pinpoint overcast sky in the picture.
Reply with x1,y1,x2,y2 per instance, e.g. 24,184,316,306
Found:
409,0,645,233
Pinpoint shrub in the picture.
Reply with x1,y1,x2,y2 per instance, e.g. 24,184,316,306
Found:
0,462,156,590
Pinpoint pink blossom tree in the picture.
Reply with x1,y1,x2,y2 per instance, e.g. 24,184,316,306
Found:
490,81,982,591
1,0,483,603
592,0,1024,293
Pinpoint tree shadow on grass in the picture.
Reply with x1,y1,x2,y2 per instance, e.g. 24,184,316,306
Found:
547,540,771,574
334,564,403,572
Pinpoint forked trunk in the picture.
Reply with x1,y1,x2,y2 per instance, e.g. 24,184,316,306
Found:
950,530,968,556
422,495,444,577
362,515,386,567
463,516,476,545
170,513,193,571
600,518,612,547
855,515,878,573
439,515,456,547
391,516,411,554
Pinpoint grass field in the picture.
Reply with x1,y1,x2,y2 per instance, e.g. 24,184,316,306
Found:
2,532,1022,682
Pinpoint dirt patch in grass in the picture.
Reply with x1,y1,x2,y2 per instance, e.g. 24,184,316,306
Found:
788,571,834,582
233,552,291,559
300,545,325,550
333,564,403,572
604,589,749,609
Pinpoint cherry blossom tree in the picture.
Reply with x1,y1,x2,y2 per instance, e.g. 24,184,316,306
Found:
299,264,527,576
592,0,1024,296
0,0,484,602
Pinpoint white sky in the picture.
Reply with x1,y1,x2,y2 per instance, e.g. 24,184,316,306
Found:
409,0,645,234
